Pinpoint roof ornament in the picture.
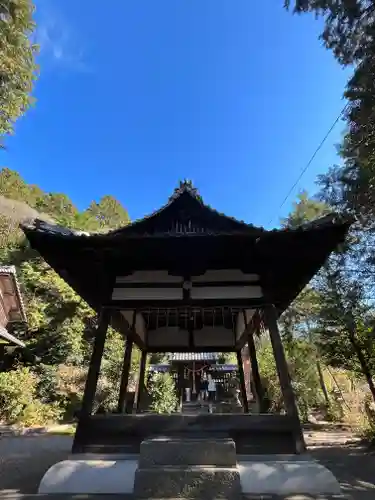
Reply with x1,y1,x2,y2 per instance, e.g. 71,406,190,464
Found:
169,179,203,202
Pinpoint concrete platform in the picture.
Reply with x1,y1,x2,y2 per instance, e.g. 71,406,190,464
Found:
38,459,137,494
37,455,341,497
238,456,341,496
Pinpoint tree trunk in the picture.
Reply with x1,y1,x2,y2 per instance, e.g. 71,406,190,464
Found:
349,331,375,403
316,359,330,405
306,321,330,406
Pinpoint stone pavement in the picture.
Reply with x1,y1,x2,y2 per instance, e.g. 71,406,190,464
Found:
0,426,374,498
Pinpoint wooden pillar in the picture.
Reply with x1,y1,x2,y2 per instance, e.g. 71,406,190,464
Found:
236,350,249,413
247,331,264,408
263,305,306,453
80,308,110,417
133,350,147,413
243,311,264,410
118,336,134,413
118,311,136,413
177,363,184,412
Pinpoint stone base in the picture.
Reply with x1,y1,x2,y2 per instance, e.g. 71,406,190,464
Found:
37,456,342,498
38,459,137,494
134,465,241,499
139,436,236,467
238,456,341,496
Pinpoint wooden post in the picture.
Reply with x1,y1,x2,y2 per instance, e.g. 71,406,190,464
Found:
177,363,184,412
236,350,249,413
263,305,306,453
247,331,264,407
80,308,110,417
133,350,147,413
243,311,264,410
118,312,136,413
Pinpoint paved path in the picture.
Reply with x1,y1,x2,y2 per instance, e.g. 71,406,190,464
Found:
0,434,72,495
0,428,374,498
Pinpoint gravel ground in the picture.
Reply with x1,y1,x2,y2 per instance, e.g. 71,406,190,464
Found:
0,429,374,498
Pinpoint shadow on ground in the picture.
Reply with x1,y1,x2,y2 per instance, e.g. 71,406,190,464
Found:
0,435,72,494
309,444,375,499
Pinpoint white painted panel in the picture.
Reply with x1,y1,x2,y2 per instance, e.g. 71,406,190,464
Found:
190,286,262,300
116,271,182,284
147,327,189,347
112,288,183,301
235,309,256,339
193,327,234,347
120,311,146,341
191,270,259,282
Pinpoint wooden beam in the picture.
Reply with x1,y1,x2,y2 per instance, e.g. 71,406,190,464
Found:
263,304,306,453
146,345,236,353
118,312,136,413
104,297,265,310
80,308,110,417
236,350,249,413
133,350,147,413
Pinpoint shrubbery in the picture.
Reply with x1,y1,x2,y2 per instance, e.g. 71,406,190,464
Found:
148,372,178,414
0,367,61,426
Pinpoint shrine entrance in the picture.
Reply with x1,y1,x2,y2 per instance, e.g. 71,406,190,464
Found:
150,353,240,407
22,180,351,457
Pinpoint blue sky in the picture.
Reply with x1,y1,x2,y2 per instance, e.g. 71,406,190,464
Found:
2,0,351,228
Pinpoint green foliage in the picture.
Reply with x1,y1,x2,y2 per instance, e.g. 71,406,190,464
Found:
257,338,324,421
0,168,130,233
0,168,134,425
0,0,38,143
281,191,330,229
0,367,61,426
218,352,237,364
284,2,375,230
84,196,130,231
148,372,178,414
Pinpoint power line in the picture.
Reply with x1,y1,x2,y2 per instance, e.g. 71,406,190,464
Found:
268,104,349,226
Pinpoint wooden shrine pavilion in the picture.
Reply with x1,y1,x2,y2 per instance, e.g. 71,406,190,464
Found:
21,180,351,455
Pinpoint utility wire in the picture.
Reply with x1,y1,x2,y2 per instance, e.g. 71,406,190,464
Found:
268,104,349,226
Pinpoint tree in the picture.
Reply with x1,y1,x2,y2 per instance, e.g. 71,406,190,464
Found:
314,252,375,402
281,194,332,406
284,1,371,65
0,0,38,143
84,196,130,231
284,2,375,224
281,191,330,229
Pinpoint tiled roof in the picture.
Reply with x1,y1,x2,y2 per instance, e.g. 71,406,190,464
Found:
168,352,219,362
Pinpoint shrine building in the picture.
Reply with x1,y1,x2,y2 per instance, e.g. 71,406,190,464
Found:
21,180,351,455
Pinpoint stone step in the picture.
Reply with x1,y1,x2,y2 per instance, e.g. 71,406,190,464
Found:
0,495,348,499
139,436,237,467
134,465,241,499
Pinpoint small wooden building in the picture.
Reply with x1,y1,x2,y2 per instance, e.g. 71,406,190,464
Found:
149,352,238,401
21,180,351,455
0,266,27,369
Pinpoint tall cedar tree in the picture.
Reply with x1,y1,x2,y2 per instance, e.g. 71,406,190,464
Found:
0,0,38,143
285,1,375,222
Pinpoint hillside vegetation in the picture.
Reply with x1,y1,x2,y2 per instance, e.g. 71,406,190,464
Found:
0,168,136,425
